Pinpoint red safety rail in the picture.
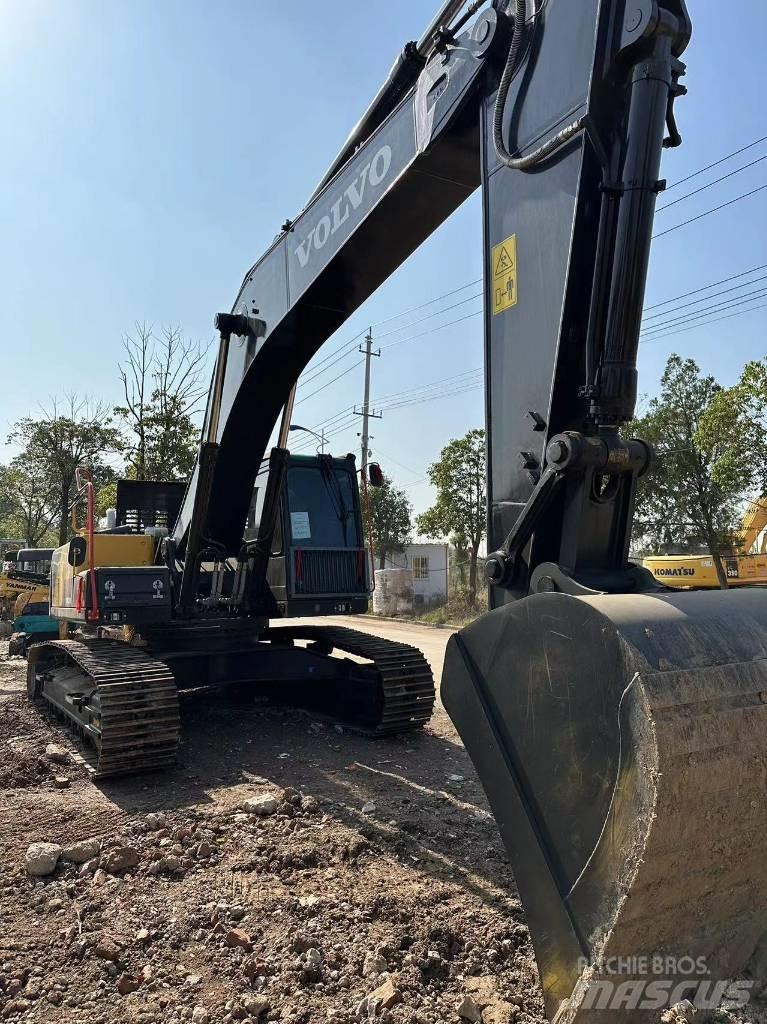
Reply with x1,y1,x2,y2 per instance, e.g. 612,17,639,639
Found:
72,467,99,623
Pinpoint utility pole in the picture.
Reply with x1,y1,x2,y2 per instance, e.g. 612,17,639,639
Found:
354,328,382,475
355,328,382,588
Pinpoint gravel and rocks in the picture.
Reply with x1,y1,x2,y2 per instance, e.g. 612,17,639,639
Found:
0,636,763,1024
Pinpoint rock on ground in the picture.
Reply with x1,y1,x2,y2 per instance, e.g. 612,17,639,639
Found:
101,845,140,874
25,842,62,876
45,743,69,763
241,794,279,815
62,838,100,864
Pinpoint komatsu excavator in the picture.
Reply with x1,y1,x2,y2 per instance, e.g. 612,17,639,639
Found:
27,0,767,1019
644,495,767,586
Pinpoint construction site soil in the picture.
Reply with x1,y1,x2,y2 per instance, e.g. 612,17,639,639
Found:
0,637,763,1024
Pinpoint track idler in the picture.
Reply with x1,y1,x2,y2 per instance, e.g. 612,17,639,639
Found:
442,588,767,1023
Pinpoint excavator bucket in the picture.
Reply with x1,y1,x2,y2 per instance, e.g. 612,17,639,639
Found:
442,588,767,1022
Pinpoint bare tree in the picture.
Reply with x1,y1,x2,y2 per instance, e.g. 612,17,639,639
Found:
115,323,208,481
117,322,152,480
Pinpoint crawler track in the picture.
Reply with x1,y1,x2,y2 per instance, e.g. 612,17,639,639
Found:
27,639,180,778
264,624,436,734
26,624,434,779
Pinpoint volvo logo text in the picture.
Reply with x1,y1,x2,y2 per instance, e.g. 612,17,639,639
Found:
294,145,393,268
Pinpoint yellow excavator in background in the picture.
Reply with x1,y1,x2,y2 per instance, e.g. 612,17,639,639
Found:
0,548,53,623
643,497,767,587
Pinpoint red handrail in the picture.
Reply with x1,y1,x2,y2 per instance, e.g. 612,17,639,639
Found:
73,467,99,623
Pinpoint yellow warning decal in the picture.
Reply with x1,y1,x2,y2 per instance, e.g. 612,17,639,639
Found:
491,233,518,315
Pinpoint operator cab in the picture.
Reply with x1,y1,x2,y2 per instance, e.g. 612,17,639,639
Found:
250,453,370,617
9,548,53,583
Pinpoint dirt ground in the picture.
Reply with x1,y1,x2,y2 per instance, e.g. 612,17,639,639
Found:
0,617,764,1024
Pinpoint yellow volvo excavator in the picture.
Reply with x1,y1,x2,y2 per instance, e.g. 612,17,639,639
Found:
27,1,767,1021
644,497,767,587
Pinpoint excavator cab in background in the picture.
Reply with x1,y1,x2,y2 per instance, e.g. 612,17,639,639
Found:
26,1,767,1021
1,547,54,629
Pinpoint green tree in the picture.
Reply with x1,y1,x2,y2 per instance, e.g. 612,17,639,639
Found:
115,323,207,481
417,429,486,606
0,465,17,531
450,529,470,590
0,455,59,546
632,355,759,589
95,481,118,519
368,475,412,569
699,357,767,495
9,397,123,545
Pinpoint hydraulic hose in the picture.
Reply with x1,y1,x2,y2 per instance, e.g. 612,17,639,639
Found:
493,0,587,170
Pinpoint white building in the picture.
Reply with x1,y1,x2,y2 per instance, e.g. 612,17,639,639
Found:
383,542,449,609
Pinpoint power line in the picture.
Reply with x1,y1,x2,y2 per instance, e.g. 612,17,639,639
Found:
652,182,767,239
297,279,483,381
372,367,482,406
298,341,367,390
641,282,767,333
382,309,483,351
289,416,359,452
297,289,482,391
641,300,767,346
640,285,767,337
301,159,767,393
381,381,483,412
644,263,767,311
663,134,767,192
289,416,359,454
371,278,482,328
370,448,422,478
301,138,767,389
373,293,483,341
300,328,368,378
309,406,355,430
643,273,767,322
656,153,767,213
294,368,486,455
376,378,484,412
295,357,364,405
293,145,767,419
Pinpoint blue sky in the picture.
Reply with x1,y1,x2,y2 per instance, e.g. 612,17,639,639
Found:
1,1,766,517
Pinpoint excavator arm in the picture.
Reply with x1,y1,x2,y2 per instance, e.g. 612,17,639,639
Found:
165,2,767,1020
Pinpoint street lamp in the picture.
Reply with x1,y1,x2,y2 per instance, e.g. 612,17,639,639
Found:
289,424,326,452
